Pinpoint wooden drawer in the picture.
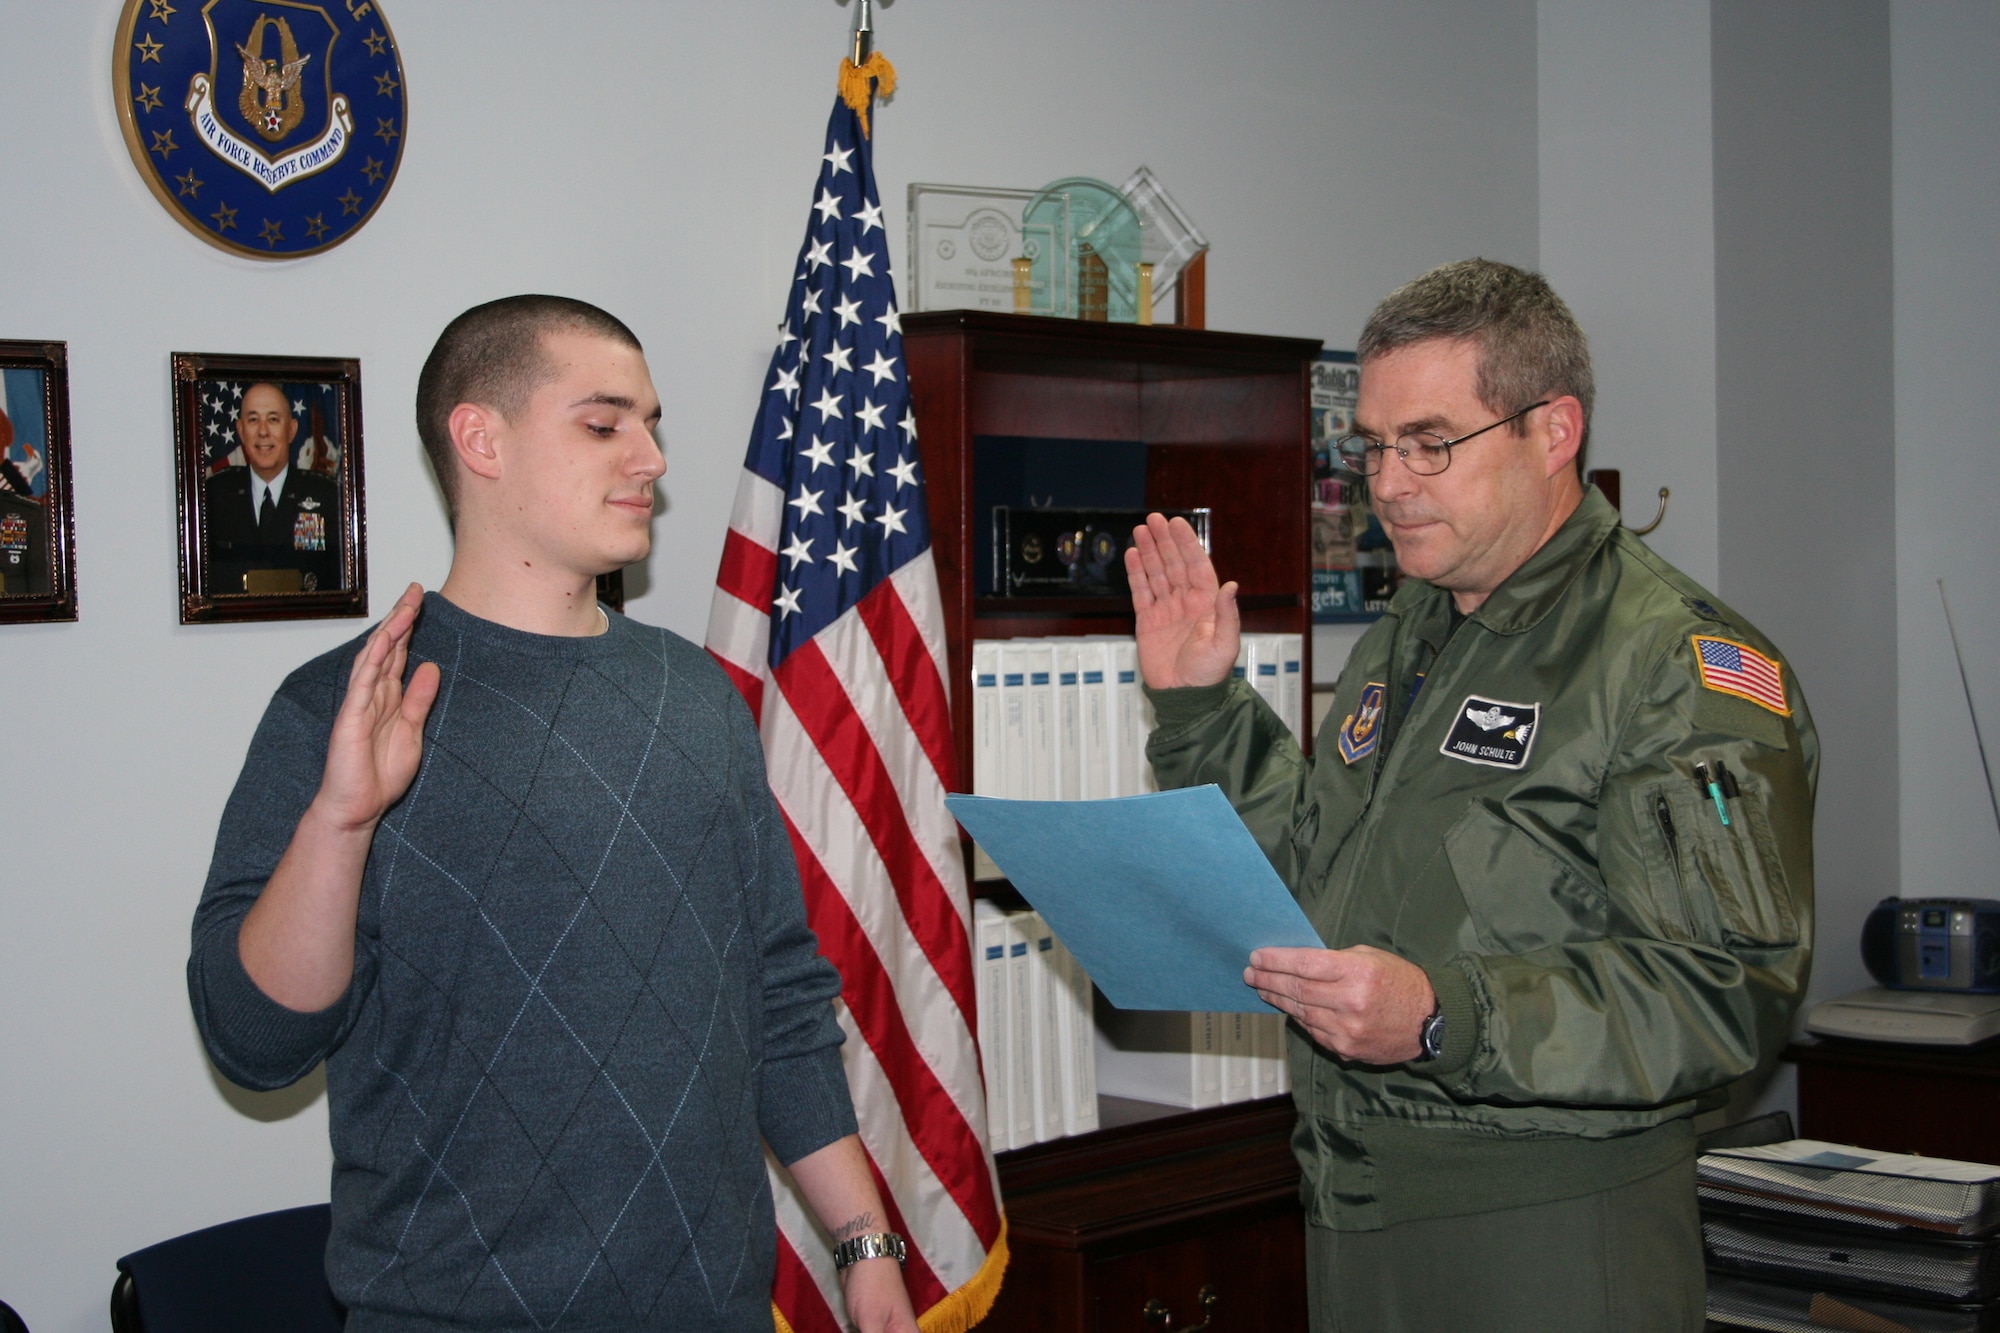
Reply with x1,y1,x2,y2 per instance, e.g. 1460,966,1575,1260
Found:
982,1099,1306,1333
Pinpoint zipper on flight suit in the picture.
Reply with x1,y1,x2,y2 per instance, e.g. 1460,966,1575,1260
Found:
1654,792,1694,937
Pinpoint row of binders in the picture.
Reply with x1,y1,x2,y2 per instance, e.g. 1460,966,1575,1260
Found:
973,902,1293,1151
969,634,1306,1150
970,632,1306,810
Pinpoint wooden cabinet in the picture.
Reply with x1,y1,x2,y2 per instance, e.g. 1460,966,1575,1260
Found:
1784,1037,2000,1164
900,311,1321,1329
985,1098,1307,1333
902,310,1323,782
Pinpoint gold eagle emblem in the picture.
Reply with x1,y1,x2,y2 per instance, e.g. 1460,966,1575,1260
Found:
236,15,311,142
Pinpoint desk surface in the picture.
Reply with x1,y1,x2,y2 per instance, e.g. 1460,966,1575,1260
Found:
1785,1035,2000,1078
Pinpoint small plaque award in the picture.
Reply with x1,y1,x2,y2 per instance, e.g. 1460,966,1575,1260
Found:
994,506,1210,598
908,184,1069,315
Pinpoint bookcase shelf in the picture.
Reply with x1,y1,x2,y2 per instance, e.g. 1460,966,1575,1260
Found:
904,311,1319,1332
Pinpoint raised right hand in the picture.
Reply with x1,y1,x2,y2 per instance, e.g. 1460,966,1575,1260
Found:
313,582,441,833
1125,512,1240,690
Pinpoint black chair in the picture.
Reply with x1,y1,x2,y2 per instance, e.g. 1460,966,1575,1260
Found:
0,1297,28,1333
110,1204,344,1333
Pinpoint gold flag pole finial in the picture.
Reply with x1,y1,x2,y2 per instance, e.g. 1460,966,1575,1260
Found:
840,0,896,138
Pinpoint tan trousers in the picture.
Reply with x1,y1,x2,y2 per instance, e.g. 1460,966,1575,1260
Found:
1306,1156,1706,1333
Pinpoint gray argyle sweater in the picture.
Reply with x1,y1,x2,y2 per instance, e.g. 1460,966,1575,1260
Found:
189,594,856,1332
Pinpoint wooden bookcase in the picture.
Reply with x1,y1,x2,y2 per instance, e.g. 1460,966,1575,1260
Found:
902,311,1321,1332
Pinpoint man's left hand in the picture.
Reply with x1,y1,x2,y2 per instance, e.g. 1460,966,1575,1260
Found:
1247,945,1436,1065
840,1257,920,1333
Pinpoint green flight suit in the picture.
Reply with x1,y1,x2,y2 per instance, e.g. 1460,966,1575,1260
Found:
1147,488,1816,1329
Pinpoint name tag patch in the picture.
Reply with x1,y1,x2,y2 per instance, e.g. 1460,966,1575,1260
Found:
1440,695,1540,770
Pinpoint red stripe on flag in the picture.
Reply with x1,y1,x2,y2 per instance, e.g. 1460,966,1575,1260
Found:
706,648,765,726
856,580,959,792
717,527,779,611
772,1231,843,1333
774,642,978,1025
781,809,1004,1246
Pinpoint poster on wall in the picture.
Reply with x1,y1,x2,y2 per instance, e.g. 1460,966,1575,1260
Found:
0,341,78,624
1310,350,1399,622
173,352,368,624
113,0,408,259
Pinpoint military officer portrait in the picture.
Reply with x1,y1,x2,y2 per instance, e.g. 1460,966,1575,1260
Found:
201,380,345,595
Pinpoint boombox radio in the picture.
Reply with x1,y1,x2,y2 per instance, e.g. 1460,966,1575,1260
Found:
1860,897,2000,994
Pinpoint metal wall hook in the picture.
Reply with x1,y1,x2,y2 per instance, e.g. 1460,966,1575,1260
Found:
1628,486,1669,536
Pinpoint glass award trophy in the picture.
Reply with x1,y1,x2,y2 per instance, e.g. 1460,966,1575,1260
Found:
1121,166,1211,313
1025,178,1143,322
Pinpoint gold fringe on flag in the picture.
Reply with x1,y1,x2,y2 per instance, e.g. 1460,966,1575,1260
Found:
838,50,898,138
769,1216,1011,1333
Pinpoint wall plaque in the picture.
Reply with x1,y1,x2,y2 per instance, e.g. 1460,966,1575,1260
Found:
115,0,408,259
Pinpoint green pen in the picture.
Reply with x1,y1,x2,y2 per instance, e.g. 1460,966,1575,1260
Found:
1694,761,1730,827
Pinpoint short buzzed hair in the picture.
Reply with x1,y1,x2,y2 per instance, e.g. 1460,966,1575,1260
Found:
1358,258,1595,464
415,295,642,516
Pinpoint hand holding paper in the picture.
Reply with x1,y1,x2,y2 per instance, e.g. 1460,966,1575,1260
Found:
1247,945,1435,1064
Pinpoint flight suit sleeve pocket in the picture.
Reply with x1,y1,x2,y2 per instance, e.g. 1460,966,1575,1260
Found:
1443,802,1604,953
1635,778,1798,949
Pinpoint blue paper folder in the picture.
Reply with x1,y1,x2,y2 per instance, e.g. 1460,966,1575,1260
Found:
945,786,1324,1013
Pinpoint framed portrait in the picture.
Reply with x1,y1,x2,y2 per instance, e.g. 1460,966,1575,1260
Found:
173,352,367,624
0,340,79,624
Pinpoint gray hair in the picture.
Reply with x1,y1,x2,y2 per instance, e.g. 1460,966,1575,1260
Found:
1357,258,1594,461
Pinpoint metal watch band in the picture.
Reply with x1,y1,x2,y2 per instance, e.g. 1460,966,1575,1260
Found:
831,1232,907,1270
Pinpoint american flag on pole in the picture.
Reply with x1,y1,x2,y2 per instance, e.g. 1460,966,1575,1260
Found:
1692,634,1791,716
704,66,1007,1333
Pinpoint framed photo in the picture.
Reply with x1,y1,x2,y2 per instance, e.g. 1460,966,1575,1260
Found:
173,352,367,624
0,340,78,624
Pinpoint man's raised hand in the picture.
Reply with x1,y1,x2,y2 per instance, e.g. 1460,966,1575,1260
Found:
315,582,441,833
1125,512,1240,690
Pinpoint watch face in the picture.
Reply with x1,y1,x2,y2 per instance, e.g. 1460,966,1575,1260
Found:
1420,1011,1445,1060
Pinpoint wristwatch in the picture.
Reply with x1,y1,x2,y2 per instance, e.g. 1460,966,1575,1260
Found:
832,1232,907,1271
1414,999,1446,1063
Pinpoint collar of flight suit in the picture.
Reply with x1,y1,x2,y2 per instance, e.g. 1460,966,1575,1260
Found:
1389,483,1622,645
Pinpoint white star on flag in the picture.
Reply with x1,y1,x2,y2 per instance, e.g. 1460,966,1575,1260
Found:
800,436,837,471
863,350,898,386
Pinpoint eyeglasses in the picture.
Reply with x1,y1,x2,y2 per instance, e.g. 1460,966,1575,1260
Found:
1335,400,1550,477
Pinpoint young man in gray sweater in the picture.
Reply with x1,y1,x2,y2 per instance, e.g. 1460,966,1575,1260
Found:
190,296,917,1333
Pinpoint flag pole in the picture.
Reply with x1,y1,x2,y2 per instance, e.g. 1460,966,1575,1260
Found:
851,0,874,64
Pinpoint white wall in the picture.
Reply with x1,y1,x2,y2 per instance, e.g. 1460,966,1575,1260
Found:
1713,0,1899,1024
1892,4,2000,902
1537,0,1718,588
0,3,1539,1328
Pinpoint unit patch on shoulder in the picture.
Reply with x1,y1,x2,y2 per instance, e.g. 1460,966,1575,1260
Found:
1693,634,1789,716
1440,695,1540,770
1337,681,1387,765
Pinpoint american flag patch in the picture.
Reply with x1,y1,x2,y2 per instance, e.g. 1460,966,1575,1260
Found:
1693,634,1789,715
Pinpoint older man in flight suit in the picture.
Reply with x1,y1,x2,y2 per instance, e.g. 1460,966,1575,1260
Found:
1129,259,1815,1332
